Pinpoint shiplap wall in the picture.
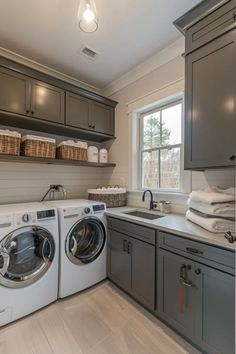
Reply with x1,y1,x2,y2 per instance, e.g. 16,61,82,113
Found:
0,162,113,205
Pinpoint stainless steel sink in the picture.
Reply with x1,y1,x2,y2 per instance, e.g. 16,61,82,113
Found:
122,210,163,220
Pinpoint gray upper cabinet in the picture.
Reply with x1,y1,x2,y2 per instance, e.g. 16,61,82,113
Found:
174,0,236,170
0,57,117,141
0,67,30,116
65,92,114,136
65,92,91,130
185,30,236,169
185,0,236,53
194,263,235,354
31,79,65,124
91,102,114,135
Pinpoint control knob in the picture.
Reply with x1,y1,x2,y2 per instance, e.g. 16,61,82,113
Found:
84,207,91,214
22,214,31,222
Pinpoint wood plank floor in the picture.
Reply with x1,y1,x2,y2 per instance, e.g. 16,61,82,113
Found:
0,281,200,354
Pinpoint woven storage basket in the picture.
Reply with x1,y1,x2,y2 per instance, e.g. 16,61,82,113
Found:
88,188,127,208
21,135,56,158
0,130,21,156
57,141,87,161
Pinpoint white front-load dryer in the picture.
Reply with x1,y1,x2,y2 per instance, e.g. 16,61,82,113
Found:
44,199,107,298
0,202,59,327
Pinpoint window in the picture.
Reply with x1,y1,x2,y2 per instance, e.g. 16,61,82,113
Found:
139,100,183,191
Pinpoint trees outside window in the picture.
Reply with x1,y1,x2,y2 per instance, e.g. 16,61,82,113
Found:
140,101,182,190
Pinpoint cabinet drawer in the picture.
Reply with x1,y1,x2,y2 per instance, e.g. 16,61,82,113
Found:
107,217,156,245
158,231,235,269
186,0,236,53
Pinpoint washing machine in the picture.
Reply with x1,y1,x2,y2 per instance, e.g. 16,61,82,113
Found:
44,199,107,298
0,202,59,327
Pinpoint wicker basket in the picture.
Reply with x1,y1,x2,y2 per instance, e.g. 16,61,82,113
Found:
0,130,21,156
57,141,87,161
21,135,56,158
88,188,127,208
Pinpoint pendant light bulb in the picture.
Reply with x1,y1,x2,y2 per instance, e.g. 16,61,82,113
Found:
78,0,98,33
83,4,95,23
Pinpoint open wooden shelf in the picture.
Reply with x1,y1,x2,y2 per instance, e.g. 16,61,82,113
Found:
0,154,116,168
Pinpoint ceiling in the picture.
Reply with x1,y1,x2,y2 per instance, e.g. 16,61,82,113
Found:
0,0,200,89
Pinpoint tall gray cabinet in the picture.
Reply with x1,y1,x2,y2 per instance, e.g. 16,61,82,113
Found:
174,0,236,170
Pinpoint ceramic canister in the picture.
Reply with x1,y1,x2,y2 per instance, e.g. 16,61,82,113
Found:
87,146,98,162
99,148,108,163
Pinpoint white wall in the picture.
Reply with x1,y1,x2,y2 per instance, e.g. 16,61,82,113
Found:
105,54,235,213
0,162,112,205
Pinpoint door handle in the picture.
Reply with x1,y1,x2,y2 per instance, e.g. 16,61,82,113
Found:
127,241,132,254
229,155,235,161
123,240,127,252
183,280,194,288
186,247,203,255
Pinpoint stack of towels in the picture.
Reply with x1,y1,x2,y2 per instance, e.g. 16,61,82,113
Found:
186,187,235,233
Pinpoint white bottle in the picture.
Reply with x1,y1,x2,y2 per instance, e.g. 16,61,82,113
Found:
99,148,108,163
87,146,98,163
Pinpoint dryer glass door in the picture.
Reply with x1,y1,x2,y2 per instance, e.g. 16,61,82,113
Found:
0,226,55,288
66,217,105,265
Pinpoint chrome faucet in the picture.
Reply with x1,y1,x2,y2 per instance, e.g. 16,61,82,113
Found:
142,189,157,210
41,185,67,201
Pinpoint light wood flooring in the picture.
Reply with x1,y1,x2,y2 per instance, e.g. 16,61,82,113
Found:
0,281,200,354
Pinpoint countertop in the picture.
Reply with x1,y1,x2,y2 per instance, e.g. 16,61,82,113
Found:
106,206,236,251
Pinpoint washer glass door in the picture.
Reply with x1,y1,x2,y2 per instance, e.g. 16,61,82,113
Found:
0,226,55,288
66,217,105,265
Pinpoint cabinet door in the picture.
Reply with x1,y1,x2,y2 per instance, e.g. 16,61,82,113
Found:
185,30,236,169
31,79,65,124
108,230,131,292
91,102,114,135
194,263,235,354
0,67,30,115
157,249,195,339
130,237,155,311
65,92,90,130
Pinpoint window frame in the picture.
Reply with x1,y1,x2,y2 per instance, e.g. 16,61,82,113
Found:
138,98,183,192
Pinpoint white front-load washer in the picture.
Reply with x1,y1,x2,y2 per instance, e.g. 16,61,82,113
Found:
43,199,107,298
0,202,59,327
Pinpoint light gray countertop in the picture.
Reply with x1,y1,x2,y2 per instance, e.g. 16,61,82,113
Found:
106,206,236,251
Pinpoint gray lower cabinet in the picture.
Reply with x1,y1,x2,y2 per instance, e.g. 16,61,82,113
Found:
66,92,114,136
185,29,236,169
0,66,30,116
194,263,235,354
30,79,65,124
158,248,235,354
108,226,155,311
157,249,195,340
109,229,131,292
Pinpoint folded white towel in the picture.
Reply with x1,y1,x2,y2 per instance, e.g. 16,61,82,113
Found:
190,187,235,204
186,210,235,233
187,199,235,218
